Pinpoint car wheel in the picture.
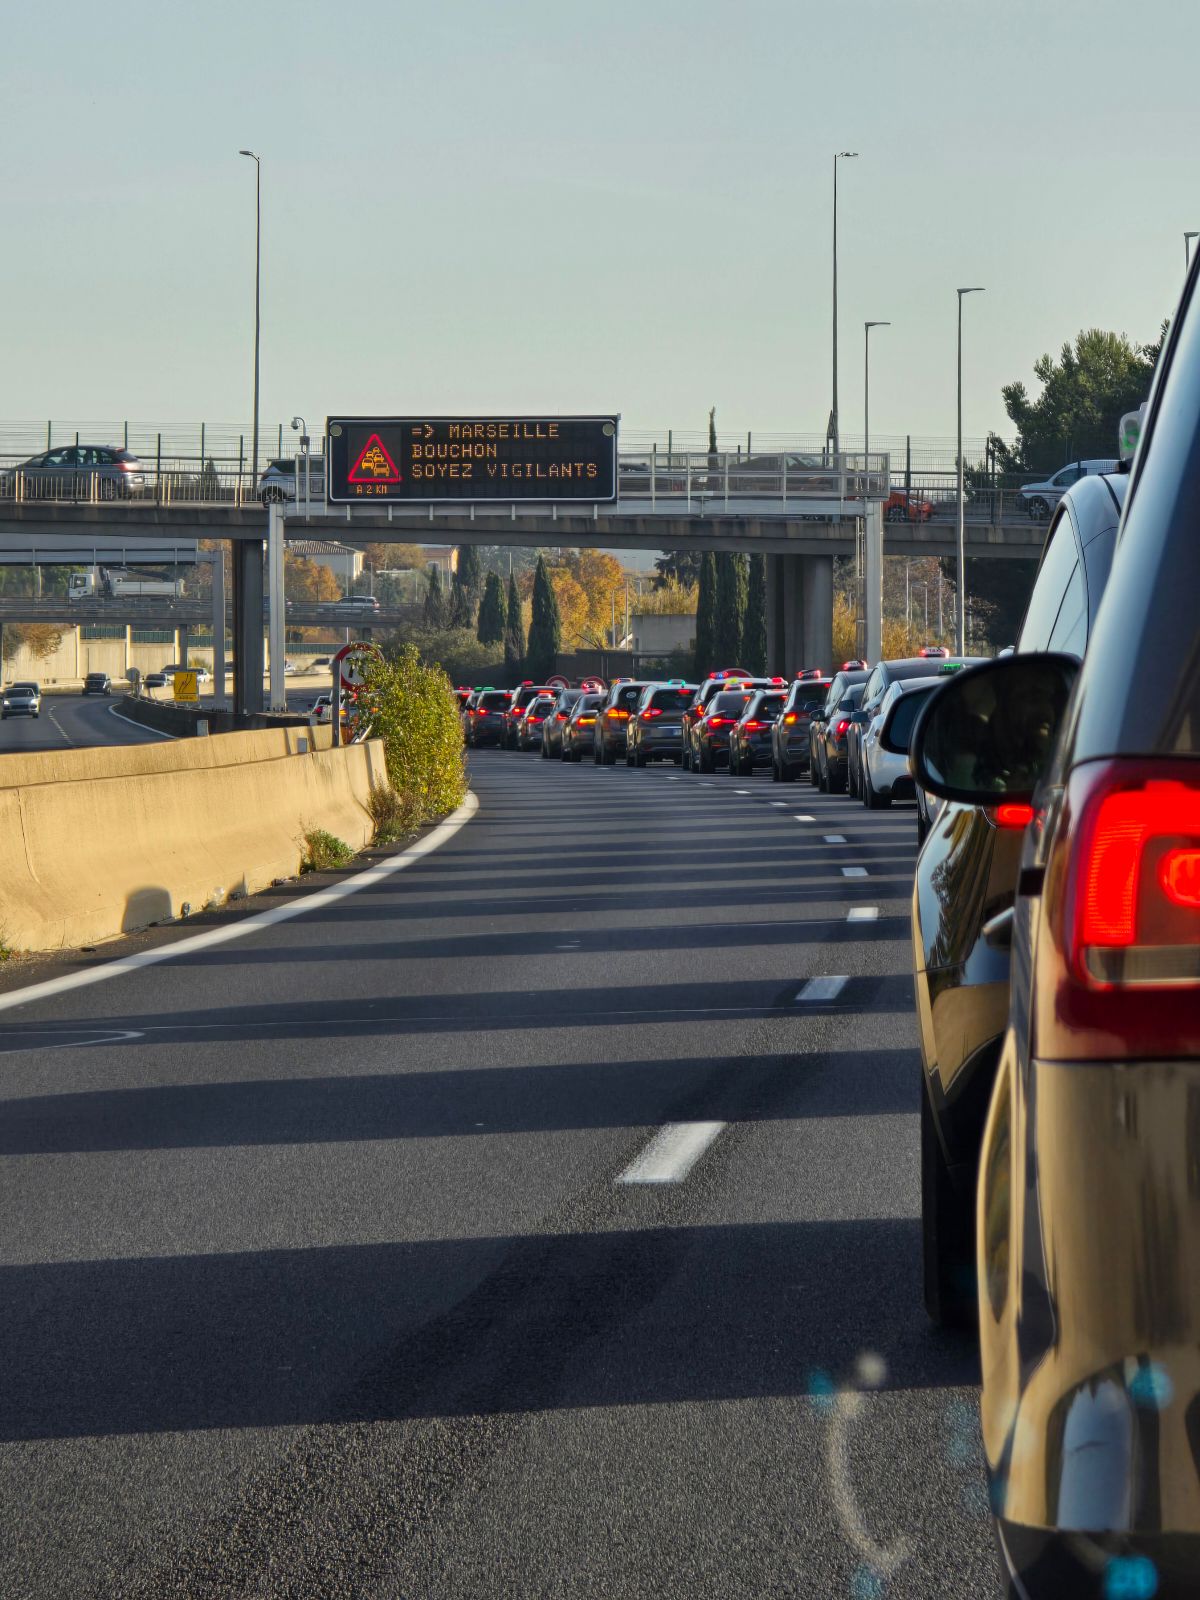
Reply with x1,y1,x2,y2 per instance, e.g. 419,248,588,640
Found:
1026,496,1049,521
921,1082,978,1329
847,753,859,799
770,756,780,783
635,750,646,768
260,487,285,505
625,749,635,767
698,743,714,773
778,757,795,783
601,744,616,765
817,757,831,793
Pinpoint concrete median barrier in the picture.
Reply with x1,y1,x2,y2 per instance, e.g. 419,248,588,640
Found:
0,728,388,951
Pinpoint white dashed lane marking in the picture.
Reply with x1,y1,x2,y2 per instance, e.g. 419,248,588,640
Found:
842,866,869,878
847,906,880,921
795,975,850,1003
616,1122,726,1184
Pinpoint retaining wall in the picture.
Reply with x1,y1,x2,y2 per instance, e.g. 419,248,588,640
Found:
0,728,388,951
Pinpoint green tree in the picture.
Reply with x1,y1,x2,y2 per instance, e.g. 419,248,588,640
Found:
448,574,472,629
457,545,483,610
504,572,525,671
743,553,767,674
998,326,1164,473
525,555,562,681
423,566,447,629
693,551,718,678
654,550,702,588
713,551,747,665
477,570,506,645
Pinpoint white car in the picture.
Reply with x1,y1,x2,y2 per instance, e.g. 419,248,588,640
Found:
161,664,212,686
1016,458,1117,520
858,677,944,809
1,682,41,719
258,457,326,505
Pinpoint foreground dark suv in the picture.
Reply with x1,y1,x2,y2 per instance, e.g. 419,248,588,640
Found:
909,304,1198,1592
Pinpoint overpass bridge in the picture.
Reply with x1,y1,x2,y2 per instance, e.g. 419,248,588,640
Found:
0,449,1045,710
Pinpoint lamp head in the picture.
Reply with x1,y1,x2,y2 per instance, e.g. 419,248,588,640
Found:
958,286,985,296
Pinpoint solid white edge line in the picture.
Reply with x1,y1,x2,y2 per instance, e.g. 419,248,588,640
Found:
107,704,177,740
795,975,850,1003
616,1120,726,1184
0,790,480,1016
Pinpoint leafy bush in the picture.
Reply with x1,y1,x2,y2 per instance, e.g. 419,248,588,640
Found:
367,781,416,844
381,624,503,686
359,644,467,824
301,829,356,873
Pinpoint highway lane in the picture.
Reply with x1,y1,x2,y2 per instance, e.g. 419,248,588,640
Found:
0,692,171,752
0,751,999,1599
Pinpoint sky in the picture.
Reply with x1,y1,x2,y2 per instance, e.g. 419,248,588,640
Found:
1,0,1193,453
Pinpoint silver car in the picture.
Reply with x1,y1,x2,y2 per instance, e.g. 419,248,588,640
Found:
858,677,947,809
0,445,146,500
258,457,326,505
2,682,41,719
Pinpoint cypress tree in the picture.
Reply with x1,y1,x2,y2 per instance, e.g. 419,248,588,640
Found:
448,574,472,629
504,573,525,671
744,552,768,674
525,555,561,681
693,551,718,678
457,545,483,611
713,551,747,665
477,571,505,646
423,566,447,629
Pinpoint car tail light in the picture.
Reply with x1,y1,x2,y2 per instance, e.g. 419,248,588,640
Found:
556,712,568,721
579,715,596,724
743,720,765,731
606,708,629,720
118,460,137,472
835,719,850,738
641,707,662,720
783,713,798,725
708,717,732,728
476,708,488,716
528,715,542,723
1036,760,1200,1062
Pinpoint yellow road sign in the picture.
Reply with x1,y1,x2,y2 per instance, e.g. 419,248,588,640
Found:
173,670,199,704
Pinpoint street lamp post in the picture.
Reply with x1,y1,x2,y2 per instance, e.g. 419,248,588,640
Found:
956,287,985,656
831,151,859,457
863,320,890,465
1186,232,1199,271
238,150,262,489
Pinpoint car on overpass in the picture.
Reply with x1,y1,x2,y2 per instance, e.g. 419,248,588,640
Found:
0,445,146,500
1,682,41,718
1015,457,1118,520
258,457,326,504
884,489,935,522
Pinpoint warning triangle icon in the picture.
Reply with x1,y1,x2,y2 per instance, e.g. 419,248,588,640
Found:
347,433,402,485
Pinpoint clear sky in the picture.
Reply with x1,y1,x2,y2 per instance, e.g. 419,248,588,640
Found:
1,0,1191,450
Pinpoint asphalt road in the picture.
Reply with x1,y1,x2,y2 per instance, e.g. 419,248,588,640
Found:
0,693,172,752
0,750,1000,1599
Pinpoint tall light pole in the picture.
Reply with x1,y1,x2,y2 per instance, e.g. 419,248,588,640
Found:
831,151,859,457
238,150,262,488
956,287,985,655
1186,232,1199,271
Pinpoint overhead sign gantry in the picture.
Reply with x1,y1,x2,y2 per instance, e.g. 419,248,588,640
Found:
325,416,618,505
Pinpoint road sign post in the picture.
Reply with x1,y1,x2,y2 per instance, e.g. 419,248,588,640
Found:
326,416,619,505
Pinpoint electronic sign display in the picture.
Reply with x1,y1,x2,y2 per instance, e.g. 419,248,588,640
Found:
326,416,618,505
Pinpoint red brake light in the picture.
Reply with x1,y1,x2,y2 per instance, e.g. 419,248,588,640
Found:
641,707,662,720
708,717,732,728
556,711,568,721
579,715,596,724
606,708,630,719
835,719,850,737
783,712,798,726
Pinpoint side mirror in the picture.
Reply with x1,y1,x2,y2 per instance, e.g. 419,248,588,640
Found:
909,654,1079,805
878,690,935,756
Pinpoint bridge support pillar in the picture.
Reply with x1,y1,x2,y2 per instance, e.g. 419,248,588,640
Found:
232,537,265,715
765,552,834,676
800,554,833,674
864,503,883,664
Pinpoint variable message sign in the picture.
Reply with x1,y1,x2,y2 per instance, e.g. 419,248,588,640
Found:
326,416,618,505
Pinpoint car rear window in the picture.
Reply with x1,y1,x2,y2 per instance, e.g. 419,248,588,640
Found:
887,688,936,748
614,685,644,708
755,695,786,717
647,688,693,712
479,692,510,710
713,692,752,713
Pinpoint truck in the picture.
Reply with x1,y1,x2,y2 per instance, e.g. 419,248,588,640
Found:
68,566,186,601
